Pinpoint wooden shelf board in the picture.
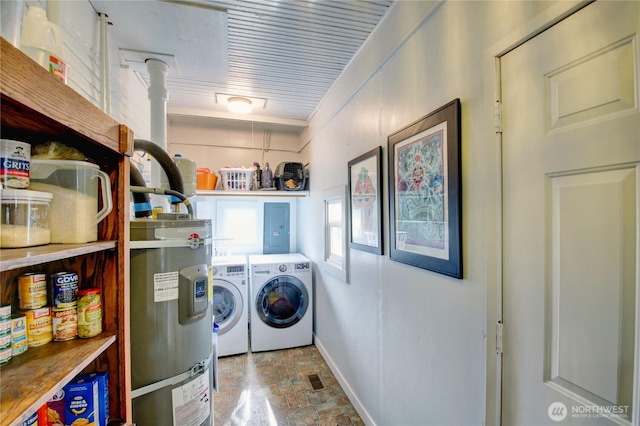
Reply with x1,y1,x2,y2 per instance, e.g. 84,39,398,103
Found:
0,38,122,154
0,242,117,272
0,332,116,426
0,241,116,272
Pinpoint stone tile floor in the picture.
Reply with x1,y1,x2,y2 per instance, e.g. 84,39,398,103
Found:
214,345,364,426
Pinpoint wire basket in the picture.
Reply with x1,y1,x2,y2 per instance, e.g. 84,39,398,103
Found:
219,168,254,191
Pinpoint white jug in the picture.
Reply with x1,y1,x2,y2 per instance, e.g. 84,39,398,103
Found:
20,6,67,83
29,160,113,243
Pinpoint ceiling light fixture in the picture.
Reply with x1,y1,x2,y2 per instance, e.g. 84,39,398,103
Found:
228,97,252,114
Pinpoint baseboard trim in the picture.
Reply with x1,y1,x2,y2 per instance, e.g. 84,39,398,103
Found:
314,334,376,426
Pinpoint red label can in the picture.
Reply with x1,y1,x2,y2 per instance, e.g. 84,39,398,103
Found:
18,273,47,310
52,305,77,341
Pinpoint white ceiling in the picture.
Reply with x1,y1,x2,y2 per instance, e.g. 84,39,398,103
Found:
89,0,395,128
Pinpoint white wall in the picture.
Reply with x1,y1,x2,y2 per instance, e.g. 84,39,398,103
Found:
299,1,569,425
56,1,151,140
167,118,303,182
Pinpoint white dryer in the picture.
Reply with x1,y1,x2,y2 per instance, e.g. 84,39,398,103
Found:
249,253,313,352
212,255,248,357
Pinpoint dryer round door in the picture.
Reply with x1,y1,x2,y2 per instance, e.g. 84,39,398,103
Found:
256,276,308,328
212,280,243,336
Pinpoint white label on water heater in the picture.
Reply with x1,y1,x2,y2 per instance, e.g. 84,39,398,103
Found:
171,373,211,426
154,271,179,302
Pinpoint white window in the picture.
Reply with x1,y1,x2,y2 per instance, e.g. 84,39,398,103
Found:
218,203,258,245
323,185,349,282
326,198,343,266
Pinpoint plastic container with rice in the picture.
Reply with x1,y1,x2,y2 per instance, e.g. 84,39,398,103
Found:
0,189,52,248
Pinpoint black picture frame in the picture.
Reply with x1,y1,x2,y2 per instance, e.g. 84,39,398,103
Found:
388,99,462,278
348,146,383,255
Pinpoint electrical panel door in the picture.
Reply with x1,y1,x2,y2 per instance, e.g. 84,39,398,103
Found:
263,202,290,254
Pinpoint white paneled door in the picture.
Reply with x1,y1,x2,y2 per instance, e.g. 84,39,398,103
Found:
501,1,639,425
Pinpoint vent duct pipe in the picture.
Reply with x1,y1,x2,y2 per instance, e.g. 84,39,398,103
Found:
147,58,168,152
146,58,170,210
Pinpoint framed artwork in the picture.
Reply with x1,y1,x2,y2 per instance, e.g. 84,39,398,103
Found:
348,146,383,255
388,99,462,278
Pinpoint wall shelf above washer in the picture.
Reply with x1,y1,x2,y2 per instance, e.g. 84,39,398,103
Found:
196,190,309,198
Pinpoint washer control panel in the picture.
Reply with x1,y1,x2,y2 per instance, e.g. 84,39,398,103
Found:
252,260,311,276
212,264,246,278
295,262,310,271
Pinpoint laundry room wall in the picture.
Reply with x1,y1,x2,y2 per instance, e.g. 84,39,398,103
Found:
51,0,151,140
166,117,304,179
297,1,580,425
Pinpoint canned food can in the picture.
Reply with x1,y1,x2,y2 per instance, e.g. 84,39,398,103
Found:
11,314,26,335
0,139,30,189
22,307,52,347
11,337,27,356
11,314,27,356
0,305,11,321
0,319,10,336
0,346,11,366
52,305,77,341
50,271,79,309
18,273,47,310
77,288,102,338
0,332,10,349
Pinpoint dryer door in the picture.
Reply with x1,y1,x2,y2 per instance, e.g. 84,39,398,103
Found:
212,279,243,336
256,276,308,328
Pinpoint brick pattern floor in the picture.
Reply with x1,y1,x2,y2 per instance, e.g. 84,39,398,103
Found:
214,345,364,426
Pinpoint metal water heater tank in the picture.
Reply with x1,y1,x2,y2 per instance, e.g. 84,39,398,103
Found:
130,217,213,426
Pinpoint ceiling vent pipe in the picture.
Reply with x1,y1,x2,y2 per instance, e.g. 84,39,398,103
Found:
145,58,173,210
146,58,168,152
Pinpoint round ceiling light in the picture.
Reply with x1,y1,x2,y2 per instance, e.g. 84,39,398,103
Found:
228,97,252,114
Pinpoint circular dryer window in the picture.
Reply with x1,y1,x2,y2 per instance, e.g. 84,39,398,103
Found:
256,276,308,328
212,283,242,335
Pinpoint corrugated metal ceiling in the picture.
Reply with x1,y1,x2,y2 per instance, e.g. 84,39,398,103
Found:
92,0,395,127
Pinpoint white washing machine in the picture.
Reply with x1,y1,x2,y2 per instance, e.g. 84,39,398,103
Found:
212,255,248,357
249,253,313,352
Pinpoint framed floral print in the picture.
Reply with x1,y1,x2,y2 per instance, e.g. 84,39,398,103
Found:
388,99,462,278
348,146,383,255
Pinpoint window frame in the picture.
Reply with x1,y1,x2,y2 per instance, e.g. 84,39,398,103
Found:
322,185,349,283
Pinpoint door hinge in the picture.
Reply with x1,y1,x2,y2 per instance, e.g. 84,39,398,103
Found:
496,321,503,354
494,100,503,134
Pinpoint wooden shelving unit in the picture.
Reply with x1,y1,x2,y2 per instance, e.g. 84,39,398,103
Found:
0,38,132,426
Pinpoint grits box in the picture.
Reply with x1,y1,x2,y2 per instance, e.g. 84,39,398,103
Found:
63,375,102,426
